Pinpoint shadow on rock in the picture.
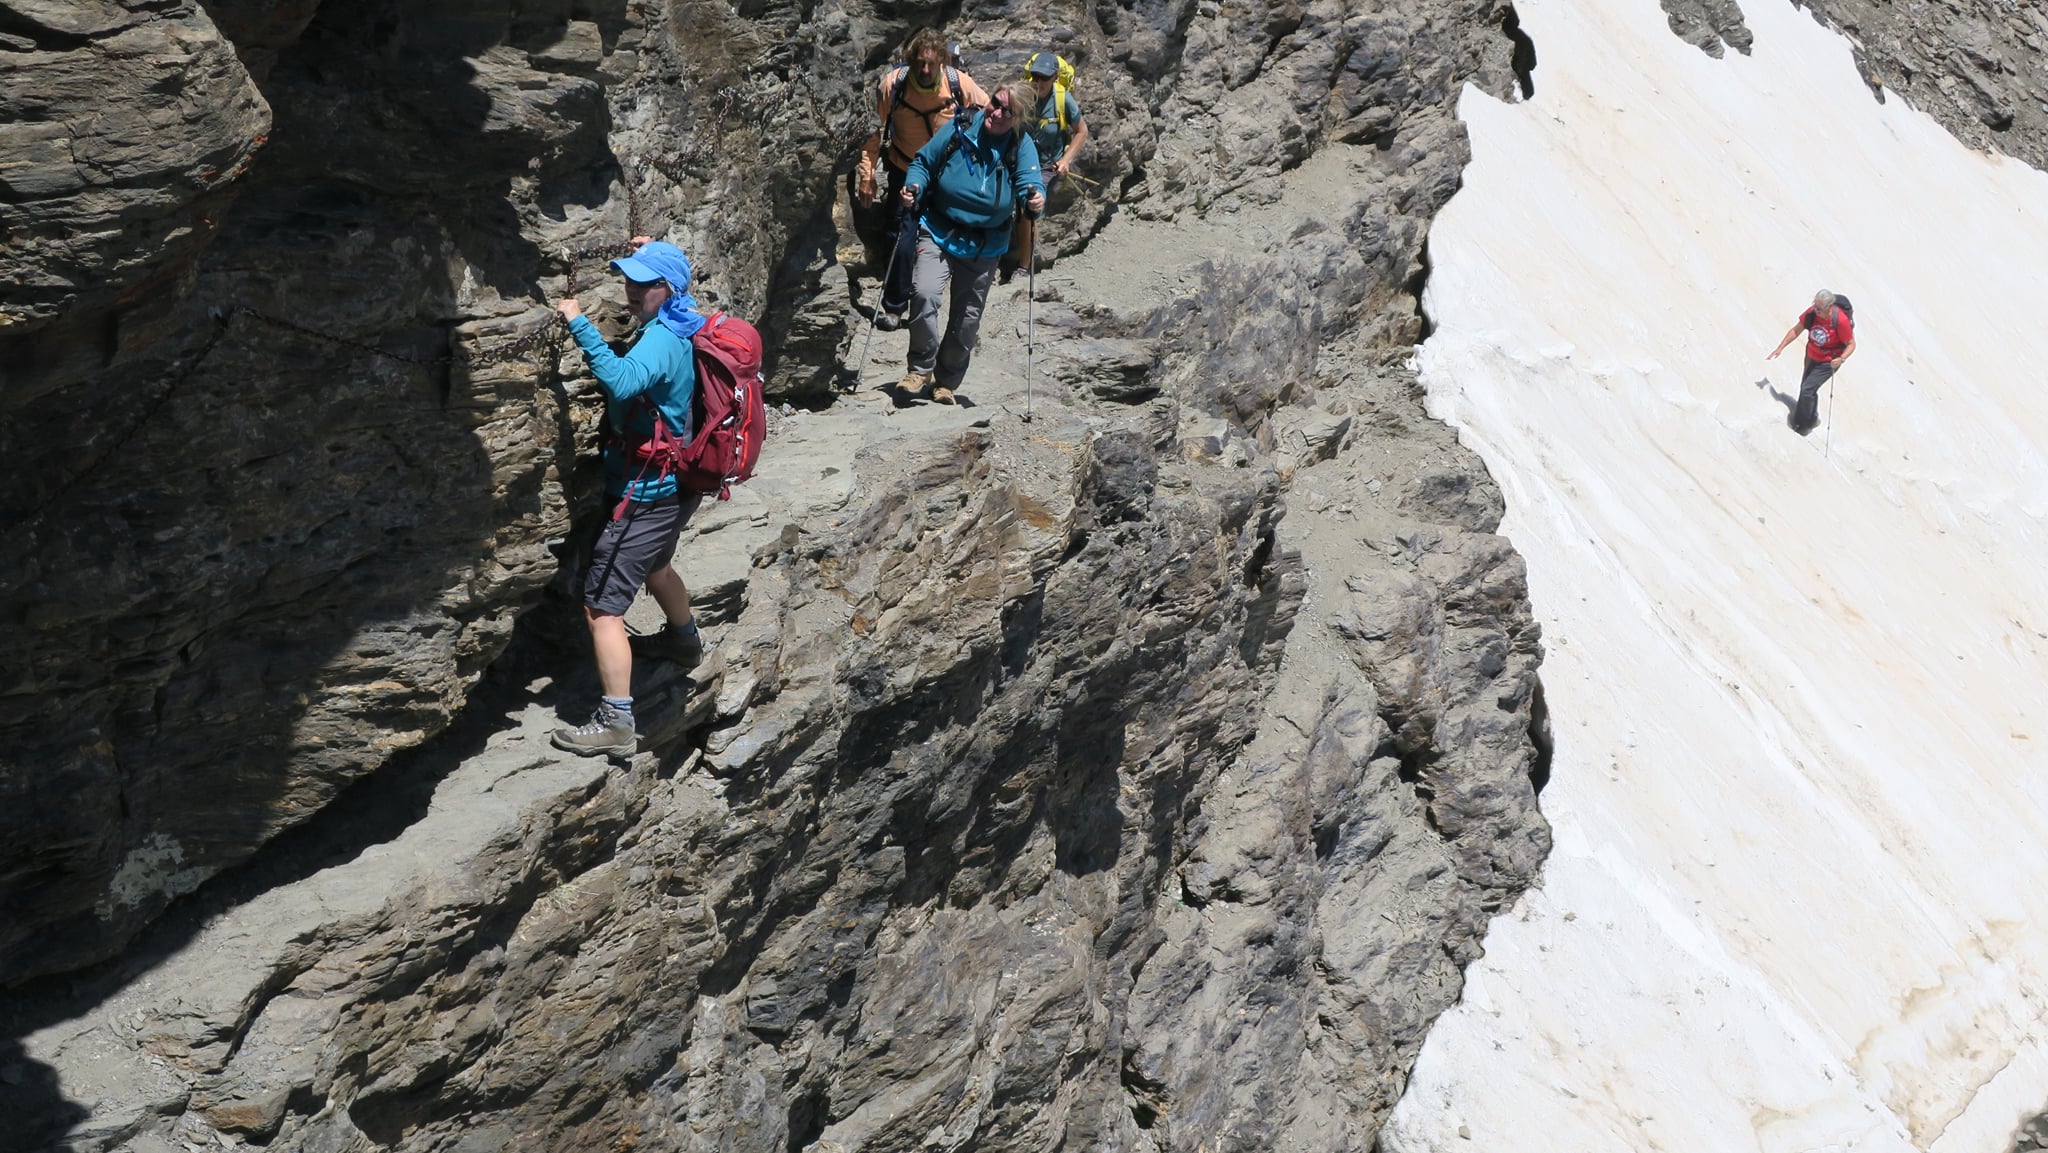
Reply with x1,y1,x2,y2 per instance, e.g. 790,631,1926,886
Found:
0,0,618,987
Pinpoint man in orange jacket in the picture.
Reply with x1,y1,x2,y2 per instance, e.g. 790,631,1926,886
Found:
855,28,987,330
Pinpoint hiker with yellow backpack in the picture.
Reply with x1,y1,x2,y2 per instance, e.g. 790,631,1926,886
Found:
1023,50,1088,190
1001,49,1089,283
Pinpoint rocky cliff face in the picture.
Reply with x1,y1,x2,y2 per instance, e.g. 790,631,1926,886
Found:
1,0,1550,1149
1804,0,2048,163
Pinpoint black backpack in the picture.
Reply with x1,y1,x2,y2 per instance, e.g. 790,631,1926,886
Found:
1805,295,1852,323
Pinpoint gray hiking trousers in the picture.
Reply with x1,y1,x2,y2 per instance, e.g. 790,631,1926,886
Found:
1795,357,1838,430
908,229,999,389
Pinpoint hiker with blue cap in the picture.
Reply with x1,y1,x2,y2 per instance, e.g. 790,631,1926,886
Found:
999,49,1089,284
1023,50,1087,191
551,238,710,756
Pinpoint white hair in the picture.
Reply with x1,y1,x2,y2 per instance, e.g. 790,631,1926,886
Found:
1813,289,1836,309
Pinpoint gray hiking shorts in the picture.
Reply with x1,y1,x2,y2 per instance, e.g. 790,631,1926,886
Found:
583,493,703,617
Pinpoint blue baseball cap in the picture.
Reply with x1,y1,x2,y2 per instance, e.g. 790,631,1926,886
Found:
610,240,692,290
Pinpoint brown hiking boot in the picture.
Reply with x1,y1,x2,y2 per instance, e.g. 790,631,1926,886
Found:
896,370,932,397
930,385,957,405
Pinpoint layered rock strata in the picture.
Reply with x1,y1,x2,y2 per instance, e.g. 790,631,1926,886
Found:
1682,0,2048,169
1813,0,2048,153
1658,0,1754,58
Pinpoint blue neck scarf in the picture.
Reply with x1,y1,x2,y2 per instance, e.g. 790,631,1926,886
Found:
609,241,708,340
654,287,707,341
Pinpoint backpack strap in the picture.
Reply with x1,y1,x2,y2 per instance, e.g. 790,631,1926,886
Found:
611,393,681,521
931,110,1021,181
880,65,908,149
931,110,971,182
926,111,1027,232
883,65,966,159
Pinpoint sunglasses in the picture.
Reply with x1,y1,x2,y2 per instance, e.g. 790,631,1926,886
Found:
989,98,1013,116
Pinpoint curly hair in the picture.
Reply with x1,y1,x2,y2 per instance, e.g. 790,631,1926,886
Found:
905,27,948,66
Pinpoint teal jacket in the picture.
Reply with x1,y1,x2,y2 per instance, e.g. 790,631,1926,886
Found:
906,111,1044,260
568,314,696,501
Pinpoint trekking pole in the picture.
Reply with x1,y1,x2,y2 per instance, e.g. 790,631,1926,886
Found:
1014,210,1036,423
1825,379,1836,459
852,204,908,391
1024,253,1036,424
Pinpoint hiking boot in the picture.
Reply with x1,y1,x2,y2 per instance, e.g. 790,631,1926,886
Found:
930,385,957,405
897,370,933,396
551,701,636,757
875,311,904,332
630,624,704,670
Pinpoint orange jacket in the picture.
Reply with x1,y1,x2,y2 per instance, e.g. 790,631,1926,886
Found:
857,65,989,185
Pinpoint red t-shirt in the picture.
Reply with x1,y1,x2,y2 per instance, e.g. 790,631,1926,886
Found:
1801,307,1854,362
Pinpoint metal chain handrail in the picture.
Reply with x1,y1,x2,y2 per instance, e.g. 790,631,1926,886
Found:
215,238,644,369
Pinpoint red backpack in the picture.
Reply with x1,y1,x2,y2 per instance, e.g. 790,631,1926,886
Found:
616,312,768,518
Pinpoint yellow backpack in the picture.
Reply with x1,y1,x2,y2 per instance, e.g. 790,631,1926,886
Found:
1023,52,1077,133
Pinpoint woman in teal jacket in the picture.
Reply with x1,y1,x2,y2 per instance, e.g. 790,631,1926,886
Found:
549,239,711,757
897,82,1045,404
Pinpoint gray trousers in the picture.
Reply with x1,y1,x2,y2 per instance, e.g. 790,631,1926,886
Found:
1796,357,1838,429
909,229,999,388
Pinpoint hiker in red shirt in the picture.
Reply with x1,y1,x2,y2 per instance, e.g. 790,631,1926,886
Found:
1767,289,1856,435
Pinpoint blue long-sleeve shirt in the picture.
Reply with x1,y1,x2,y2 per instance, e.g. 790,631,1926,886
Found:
568,313,696,501
906,111,1044,261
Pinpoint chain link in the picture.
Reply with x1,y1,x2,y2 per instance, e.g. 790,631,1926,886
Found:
178,72,811,373
642,87,742,185
225,305,561,369
213,238,651,371
7,235,655,539
224,306,465,367
569,241,638,295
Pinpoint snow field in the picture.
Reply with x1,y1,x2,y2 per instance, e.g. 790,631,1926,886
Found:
1384,0,2048,1147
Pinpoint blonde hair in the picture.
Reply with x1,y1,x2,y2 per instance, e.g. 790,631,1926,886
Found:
990,81,1030,126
